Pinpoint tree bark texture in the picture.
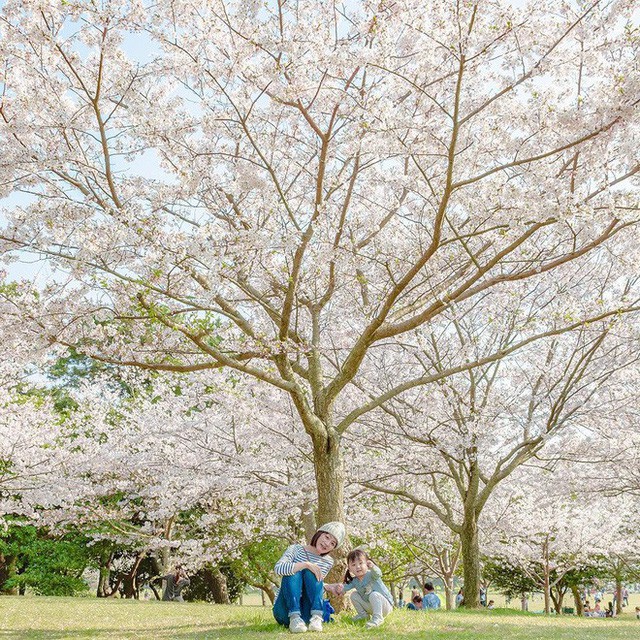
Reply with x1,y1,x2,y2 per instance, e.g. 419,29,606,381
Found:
312,432,345,527
0,554,18,595
460,517,480,608
543,538,551,615
207,565,230,604
571,584,584,616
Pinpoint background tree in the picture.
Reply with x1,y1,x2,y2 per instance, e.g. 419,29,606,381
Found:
355,305,639,606
0,524,91,596
482,559,538,612
485,471,631,615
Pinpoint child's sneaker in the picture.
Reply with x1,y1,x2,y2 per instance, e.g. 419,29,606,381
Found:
352,614,368,622
365,616,384,629
308,615,323,632
289,616,307,633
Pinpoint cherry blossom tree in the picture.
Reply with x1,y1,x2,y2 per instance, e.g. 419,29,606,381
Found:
538,407,640,615
353,302,640,606
582,393,640,499
1,0,639,554
486,468,637,615
0,288,73,518
51,373,309,562
0,357,313,597
0,390,66,518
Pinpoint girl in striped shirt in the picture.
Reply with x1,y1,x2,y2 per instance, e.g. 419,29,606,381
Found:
273,521,345,633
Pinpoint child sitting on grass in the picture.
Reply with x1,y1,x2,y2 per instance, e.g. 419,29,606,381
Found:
333,549,394,629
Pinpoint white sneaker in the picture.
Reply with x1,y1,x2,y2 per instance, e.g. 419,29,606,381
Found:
289,616,307,633
308,615,323,632
352,614,368,621
365,617,384,629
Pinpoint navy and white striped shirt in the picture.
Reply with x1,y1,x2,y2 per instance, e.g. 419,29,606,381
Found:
274,544,334,578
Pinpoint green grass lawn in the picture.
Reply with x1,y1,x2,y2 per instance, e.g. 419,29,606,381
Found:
240,589,640,612
0,597,638,639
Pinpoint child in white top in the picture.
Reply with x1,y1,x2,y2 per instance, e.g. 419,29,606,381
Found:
334,549,393,629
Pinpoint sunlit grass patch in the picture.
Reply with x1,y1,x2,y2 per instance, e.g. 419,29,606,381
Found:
0,597,638,639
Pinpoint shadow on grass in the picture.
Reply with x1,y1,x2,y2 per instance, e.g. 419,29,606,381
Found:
0,624,275,640
0,628,461,640
0,610,635,640
0,619,280,640
0,624,631,640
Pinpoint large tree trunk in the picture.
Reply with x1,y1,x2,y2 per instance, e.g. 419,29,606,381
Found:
97,551,114,598
159,517,174,576
312,433,346,570
542,538,551,615
97,567,110,598
550,586,564,614
123,573,137,599
615,577,623,616
312,429,348,612
443,572,454,610
207,565,230,604
460,515,480,609
123,552,145,599
312,432,345,527
571,584,583,616
0,554,18,595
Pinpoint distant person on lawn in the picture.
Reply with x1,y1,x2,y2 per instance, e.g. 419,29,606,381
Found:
162,566,190,602
273,521,345,634
422,582,441,609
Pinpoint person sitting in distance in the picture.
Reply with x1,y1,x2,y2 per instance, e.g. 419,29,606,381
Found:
162,566,190,602
422,582,441,609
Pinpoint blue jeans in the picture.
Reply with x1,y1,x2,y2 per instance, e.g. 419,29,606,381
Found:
273,570,324,625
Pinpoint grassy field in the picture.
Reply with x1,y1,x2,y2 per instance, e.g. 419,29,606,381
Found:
441,590,640,613
1,597,639,640
240,589,640,612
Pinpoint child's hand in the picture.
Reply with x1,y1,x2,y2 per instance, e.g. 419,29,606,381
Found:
334,583,344,595
366,560,374,569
